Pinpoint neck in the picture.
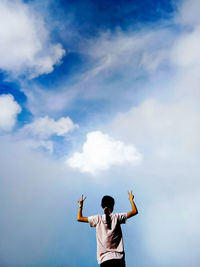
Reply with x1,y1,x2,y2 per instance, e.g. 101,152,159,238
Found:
104,208,112,214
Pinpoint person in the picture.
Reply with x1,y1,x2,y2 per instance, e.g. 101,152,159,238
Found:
77,191,138,266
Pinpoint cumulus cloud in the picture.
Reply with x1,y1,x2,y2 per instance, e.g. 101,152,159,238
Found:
21,116,79,139
0,0,65,78
0,94,21,131
67,131,142,174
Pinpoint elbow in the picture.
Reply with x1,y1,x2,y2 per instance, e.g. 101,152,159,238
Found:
77,217,81,222
132,209,138,216
134,208,138,215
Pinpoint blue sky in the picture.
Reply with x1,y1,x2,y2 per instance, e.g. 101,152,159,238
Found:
1,0,200,266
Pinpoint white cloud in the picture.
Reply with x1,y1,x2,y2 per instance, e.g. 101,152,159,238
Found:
22,116,79,139
67,131,142,175
0,94,21,131
0,0,65,78
17,116,79,154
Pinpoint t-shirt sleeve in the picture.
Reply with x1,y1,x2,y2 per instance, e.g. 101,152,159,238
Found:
88,215,99,227
116,213,128,224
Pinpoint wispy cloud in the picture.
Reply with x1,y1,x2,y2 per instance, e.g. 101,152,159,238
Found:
22,28,174,117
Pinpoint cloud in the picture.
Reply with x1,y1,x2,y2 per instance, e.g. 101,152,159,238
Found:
0,94,21,131
22,85,77,116
110,97,200,156
142,189,200,266
24,139,54,154
171,28,200,68
104,20,200,264
176,0,200,27
18,116,79,153
22,27,174,117
22,116,78,139
1,0,200,266
107,95,200,266
67,131,142,175
0,0,65,78
82,28,174,81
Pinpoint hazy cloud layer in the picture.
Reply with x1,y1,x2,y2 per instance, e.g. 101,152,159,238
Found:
0,137,92,266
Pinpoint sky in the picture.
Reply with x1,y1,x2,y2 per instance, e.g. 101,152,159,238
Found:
0,0,200,266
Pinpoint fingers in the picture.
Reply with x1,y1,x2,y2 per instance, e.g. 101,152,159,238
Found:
80,194,86,201
128,190,134,201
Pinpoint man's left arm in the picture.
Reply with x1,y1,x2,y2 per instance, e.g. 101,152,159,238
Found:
77,194,88,223
127,190,138,219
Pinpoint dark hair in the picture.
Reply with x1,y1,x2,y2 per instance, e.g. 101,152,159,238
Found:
101,196,115,230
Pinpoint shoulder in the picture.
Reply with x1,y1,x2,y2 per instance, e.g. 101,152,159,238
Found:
88,214,102,227
112,212,128,224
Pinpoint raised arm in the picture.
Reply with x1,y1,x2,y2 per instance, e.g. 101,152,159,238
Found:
127,190,138,219
77,194,88,223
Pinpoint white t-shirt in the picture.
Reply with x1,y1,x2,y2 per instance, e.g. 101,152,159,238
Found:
88,213,127,264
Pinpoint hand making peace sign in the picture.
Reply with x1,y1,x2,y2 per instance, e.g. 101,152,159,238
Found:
78,194,87,208
128,190,134,202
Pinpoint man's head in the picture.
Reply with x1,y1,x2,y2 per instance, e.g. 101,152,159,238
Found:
101,195,115,213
